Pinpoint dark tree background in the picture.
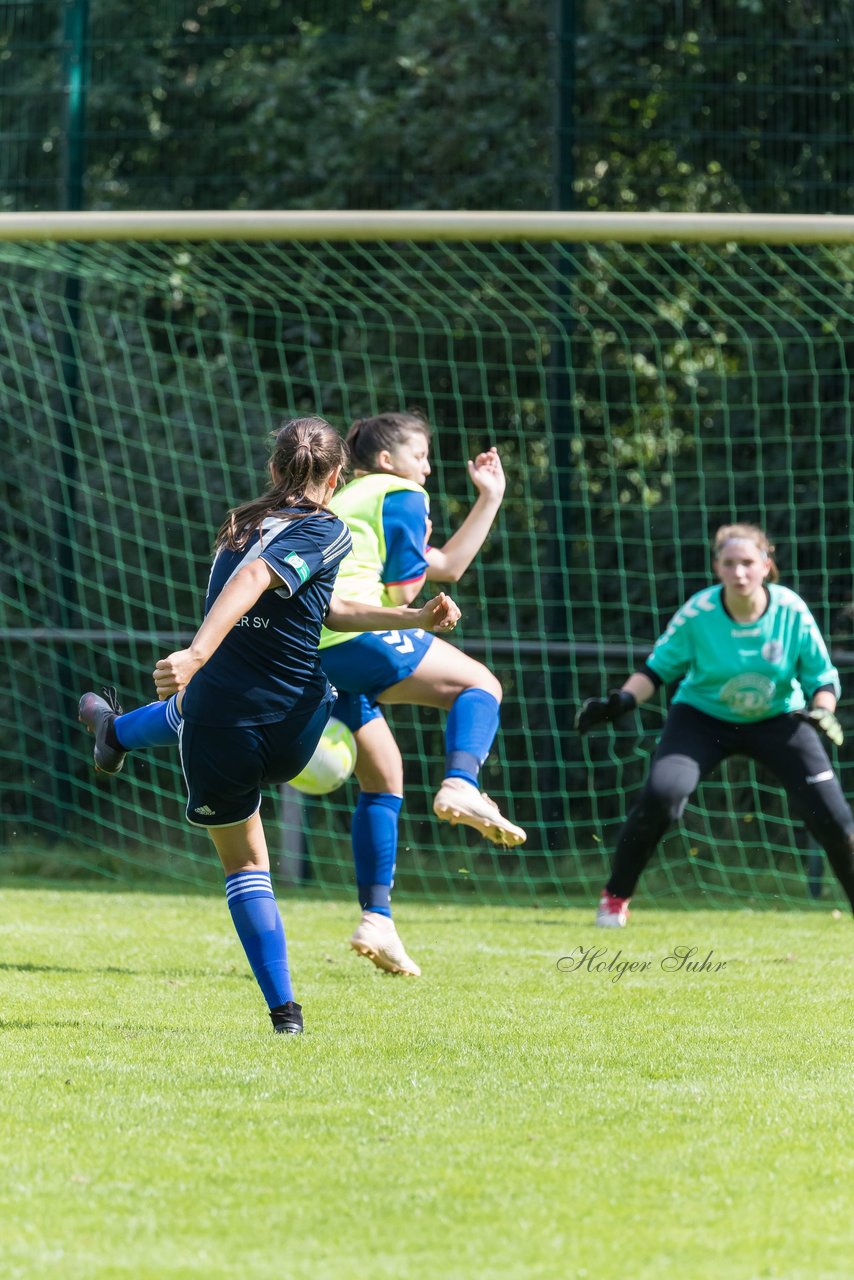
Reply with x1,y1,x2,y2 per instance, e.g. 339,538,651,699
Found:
2,0,852,214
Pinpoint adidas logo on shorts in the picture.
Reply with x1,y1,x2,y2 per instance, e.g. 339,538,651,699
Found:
194,804,216,815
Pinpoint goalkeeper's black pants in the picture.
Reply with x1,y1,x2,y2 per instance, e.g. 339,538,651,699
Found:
607,703,854,910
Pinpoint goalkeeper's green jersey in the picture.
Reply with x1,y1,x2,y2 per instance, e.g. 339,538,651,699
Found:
644,583,840,723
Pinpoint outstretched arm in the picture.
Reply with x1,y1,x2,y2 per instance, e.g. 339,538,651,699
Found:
425,447,505,583
326,591,460,634
153,558,278,699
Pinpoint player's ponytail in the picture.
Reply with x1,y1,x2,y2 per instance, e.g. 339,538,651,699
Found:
712,522,779,582
216,417,348,551
346,410,431,472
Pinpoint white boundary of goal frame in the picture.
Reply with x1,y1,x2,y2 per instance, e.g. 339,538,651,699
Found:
1,210,854,244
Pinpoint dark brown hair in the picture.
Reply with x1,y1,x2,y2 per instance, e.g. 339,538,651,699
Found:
712,522,779,583
345,410,431,472
216,416,348,551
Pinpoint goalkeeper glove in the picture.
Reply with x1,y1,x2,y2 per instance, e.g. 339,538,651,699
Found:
794,706,844,748
575,689,637,735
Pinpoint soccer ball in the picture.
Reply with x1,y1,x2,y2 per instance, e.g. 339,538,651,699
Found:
288,717,357,796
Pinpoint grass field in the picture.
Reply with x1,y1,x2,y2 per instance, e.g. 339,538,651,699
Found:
1,885,852,1280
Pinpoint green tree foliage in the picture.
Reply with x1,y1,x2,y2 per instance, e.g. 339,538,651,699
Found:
575,0,854,213
4,0,851,214
1,0,552,211
0,0,65,211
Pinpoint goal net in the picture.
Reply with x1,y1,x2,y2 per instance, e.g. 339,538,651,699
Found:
2,212,852,908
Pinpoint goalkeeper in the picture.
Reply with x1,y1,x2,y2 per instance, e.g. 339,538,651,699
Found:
576,523,854,926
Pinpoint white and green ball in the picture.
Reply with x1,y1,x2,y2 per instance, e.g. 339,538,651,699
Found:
288,717,357,796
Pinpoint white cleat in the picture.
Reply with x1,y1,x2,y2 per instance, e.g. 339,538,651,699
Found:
350,911,421,977
432,778,527,848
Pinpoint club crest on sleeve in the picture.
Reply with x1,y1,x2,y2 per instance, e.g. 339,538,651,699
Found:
284,552,310,584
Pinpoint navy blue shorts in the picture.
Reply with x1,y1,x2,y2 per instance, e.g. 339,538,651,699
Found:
319,628,434,732
179,695,334,828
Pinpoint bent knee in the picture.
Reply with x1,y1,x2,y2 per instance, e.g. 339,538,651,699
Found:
646,755,701,819
355,759,403,793
435,661,502,706
469,667,502,703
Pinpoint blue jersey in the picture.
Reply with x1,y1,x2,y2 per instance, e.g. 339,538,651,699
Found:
181,508,352,727
380,490,431,589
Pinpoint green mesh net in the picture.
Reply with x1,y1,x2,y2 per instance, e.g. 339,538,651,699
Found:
2,231,852,908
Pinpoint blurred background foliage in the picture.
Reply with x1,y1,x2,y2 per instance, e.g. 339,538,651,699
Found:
2,0,852,215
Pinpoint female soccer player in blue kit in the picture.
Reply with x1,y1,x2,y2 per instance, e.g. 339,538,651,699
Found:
80,417,459,1033
318,411,525,978
81,410,517,982
576,523,854,926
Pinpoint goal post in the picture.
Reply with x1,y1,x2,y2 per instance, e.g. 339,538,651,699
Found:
3,209,854,242
2,211,852,908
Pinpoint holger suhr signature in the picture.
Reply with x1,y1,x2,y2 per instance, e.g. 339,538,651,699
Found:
557,945,727,983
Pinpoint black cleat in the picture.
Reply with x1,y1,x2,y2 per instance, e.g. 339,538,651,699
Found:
270,1001,303,1035
78,687,126,775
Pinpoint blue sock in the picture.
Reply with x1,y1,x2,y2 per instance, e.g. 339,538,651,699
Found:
225,870,293,1008
352,792,402,918
114,696,181,750
444,688,500,786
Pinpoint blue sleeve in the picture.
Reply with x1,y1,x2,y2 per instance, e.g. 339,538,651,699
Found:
260,515,352,595
381,490,429,586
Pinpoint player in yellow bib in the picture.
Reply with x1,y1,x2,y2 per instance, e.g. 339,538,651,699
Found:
318,411,526,976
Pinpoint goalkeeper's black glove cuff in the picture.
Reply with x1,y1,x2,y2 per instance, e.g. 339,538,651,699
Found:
575,688,638,734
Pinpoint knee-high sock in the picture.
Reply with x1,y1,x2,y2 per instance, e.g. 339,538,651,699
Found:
352,792,402,918
225,870,293,1008
114,696,181,749
444,688,500,786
